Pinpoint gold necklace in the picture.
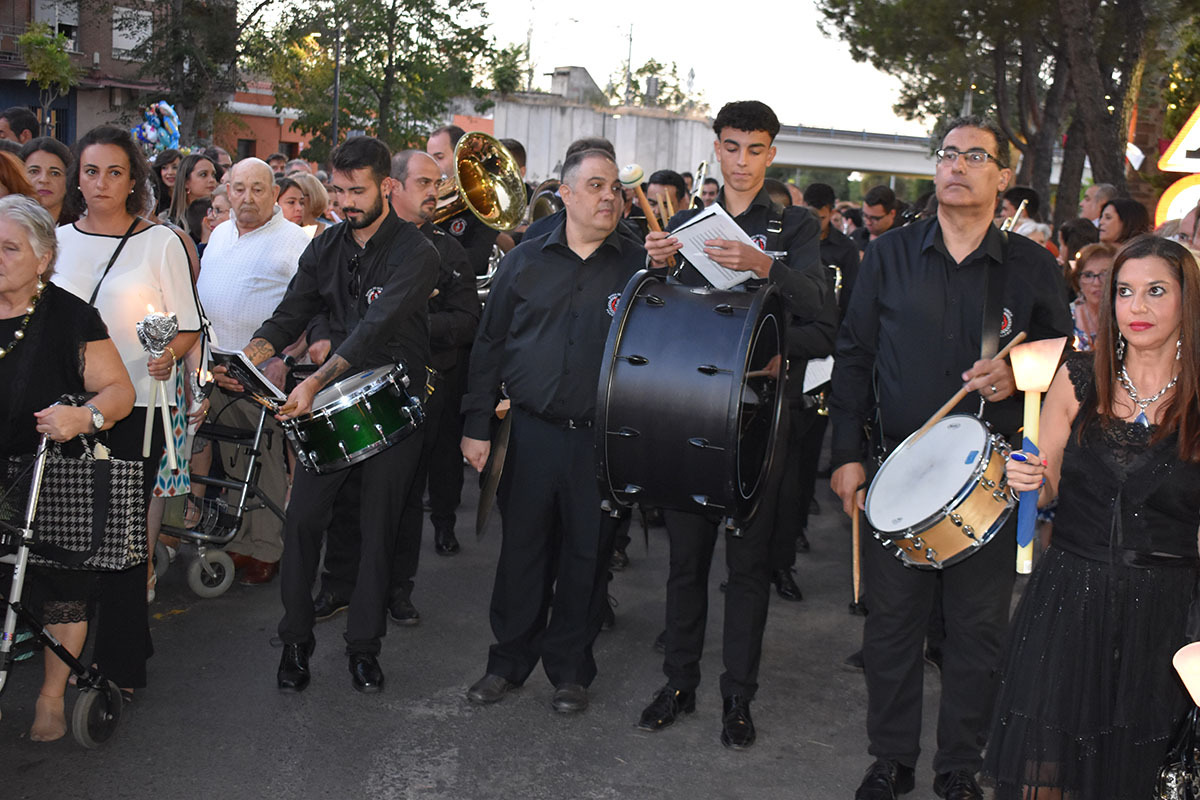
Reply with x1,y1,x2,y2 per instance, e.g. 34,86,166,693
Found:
0,280,46,359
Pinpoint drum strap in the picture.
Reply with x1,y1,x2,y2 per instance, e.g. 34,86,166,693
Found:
765,203,784,254
979,231,1009,360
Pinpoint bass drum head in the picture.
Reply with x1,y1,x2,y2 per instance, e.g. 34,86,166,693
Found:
865,414,991,534
734,297,784,512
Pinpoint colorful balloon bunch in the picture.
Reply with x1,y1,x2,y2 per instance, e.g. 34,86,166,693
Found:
132,101,181,153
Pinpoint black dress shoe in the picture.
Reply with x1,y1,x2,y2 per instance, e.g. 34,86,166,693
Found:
551,683,588,713
467,673,516,704
652,630,666,653
637,685,695,731
388,593,420,626
794,529,811,553
313,590,350,621
771,568,804,601
434,527,460,556
277,640,314,692
609,546,630,571
841,649,865,673
855,759,915,799
933,769,982,799
720,695,756,749
349,653,384,693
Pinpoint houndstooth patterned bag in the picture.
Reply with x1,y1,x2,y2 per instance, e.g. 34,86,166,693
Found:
7,438,147,571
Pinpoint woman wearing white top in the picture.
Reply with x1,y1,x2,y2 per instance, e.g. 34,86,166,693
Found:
52,126,202,694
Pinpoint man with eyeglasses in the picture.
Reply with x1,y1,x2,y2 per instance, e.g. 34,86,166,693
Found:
215,137,440,695
852,185,899,253
829,116,1072,799
196,158,310,584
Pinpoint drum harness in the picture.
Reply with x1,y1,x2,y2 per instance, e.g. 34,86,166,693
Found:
867,231,1010,469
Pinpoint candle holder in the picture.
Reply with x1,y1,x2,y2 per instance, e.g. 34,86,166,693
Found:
137,310,179,470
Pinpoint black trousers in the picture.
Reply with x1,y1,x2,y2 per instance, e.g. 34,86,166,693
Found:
426,355,468,534
485,410,612,687
318,373,449,601
862,515,1016,773
660,409,785,699
277,430,424,656
767,403,823,571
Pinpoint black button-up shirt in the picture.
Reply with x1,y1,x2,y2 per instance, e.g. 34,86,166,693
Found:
462,220,645,440
829,216,1072,468
255,208,439,376
421,222,481,371
667,187,829,321
439,210,499,277
821,226,861,320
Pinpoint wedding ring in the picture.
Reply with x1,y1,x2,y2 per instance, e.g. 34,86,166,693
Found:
990,384,998,395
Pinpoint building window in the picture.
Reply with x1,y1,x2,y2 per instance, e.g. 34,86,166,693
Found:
34,0,80,52
111,6,151,61
236,139,256,161
282,142,299,159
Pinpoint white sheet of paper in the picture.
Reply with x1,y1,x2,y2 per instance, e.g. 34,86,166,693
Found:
802,356,834,393
669,203,757,290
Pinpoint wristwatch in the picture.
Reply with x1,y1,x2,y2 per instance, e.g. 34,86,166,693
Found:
85,403,105,433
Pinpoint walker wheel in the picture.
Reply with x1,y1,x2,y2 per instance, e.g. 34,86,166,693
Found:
71,680,123,748
186,549,235,598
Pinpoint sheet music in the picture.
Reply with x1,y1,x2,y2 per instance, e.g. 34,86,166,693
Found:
209,345,287,401
669,203,757,290
802,356,834,393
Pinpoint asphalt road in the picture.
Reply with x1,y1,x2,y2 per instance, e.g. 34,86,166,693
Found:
2,461,962,799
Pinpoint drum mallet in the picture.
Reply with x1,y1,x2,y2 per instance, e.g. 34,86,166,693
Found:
1009,336,1068,574
850,501,867,616
911,331,1028,443
619,163,676,268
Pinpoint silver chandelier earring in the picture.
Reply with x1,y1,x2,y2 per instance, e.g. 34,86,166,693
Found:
1177,338,1183,361
1116,333,1125,360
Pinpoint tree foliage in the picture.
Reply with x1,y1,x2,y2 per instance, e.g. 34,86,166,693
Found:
253,0,492,160
604,59,708,115
490,43,529,96
17,22,80,135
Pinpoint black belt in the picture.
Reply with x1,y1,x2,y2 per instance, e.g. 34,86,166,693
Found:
517,406,594,430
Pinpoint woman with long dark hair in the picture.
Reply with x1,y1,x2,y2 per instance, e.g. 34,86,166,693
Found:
151,148,180,218
19,137,75,225
166,153,218,236
986,235,1200,798
1098,197,1152,244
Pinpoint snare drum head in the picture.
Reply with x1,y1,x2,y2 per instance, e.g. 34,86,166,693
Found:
312,366,394,408
866,415,990,533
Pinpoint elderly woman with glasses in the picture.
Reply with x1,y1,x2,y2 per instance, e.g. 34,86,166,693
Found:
1069,242,1117,352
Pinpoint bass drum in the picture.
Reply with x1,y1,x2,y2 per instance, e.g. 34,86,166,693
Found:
596,270,785,526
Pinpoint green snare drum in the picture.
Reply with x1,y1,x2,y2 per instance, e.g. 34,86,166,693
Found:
283,365,423,474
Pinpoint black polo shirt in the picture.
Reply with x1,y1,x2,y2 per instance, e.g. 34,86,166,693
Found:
255,207,439,376
666,186,829,320
461,220,645,440
828,215,1072,468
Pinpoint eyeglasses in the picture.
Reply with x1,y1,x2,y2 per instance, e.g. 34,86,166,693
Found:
863,212,890,223
1079,270,1108,283
348,254,362,299
935,148,1001,168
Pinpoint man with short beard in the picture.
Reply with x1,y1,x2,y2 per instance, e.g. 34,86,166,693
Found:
196,158,310,583
214,137,439,695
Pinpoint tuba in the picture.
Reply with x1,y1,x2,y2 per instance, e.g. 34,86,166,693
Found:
527,178,563,221
433,132,527,232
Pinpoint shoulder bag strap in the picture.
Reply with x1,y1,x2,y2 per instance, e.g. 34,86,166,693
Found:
87,217,142,306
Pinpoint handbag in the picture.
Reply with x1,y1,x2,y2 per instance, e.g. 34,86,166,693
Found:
11,436,148,571
1157,706,1200,799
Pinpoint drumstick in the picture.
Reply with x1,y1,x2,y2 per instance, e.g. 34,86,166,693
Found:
664,189,675,222
619,164,676,268
852,503,861,605
911,331,1028,442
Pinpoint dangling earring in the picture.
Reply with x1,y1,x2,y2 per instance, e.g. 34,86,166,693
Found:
1116,333,1125,360
1177,338,1183,361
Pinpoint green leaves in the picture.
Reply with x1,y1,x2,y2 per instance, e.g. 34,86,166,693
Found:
17,22,79,135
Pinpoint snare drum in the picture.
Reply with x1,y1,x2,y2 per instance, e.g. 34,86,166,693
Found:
865,415,1015,569
282,365,423,474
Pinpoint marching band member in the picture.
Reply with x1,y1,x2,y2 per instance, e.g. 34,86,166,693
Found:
829,116,1071,800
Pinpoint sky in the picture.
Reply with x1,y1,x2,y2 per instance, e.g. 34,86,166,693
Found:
476,0,930,136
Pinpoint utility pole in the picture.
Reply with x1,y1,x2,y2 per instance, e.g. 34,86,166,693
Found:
624,24,633,106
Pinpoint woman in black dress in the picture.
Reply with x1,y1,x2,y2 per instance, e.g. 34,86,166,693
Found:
986,235,1200,798
0,195,134,741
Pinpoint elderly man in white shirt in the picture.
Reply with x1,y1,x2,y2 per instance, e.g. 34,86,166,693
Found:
195,157,311,584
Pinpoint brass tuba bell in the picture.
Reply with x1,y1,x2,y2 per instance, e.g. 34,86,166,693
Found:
527,178,563,221
433,132,527,231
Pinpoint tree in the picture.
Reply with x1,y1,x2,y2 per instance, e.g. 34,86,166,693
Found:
256,0,492,158
489,43,529,96
17,22,79,136
95,0,281,142
604,59,708,115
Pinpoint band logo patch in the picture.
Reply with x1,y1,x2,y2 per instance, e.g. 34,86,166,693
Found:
449,218,466,236
1000,308,1013,337
607,293,621,317
366,286,384,304
751,234,767,251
